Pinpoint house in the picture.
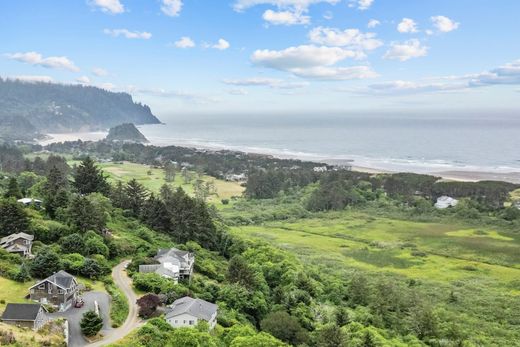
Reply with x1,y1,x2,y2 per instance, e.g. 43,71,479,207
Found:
139,263,180,283
29,271,79,312
435,196,459,209
139,248,195,282
17,198,43,208
1,303,49,330
165,297,217,330
0,232,34,257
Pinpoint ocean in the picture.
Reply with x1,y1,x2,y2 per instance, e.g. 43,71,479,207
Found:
135,112,520,175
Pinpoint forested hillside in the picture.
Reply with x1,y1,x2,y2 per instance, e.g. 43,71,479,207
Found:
0,78,160,140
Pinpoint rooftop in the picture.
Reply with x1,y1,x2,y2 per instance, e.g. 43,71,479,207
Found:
1,303,45,321
166,297,217,321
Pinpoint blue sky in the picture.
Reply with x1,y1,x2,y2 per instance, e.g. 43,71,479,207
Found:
1,0,520,115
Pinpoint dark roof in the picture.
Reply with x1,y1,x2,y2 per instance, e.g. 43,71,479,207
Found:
30,270,76,290
165,297,217,321
1,303,44,321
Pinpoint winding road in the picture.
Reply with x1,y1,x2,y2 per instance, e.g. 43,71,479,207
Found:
87,260,142,347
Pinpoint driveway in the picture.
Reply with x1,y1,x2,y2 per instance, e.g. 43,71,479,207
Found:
49,291,111,347
87,260,143,347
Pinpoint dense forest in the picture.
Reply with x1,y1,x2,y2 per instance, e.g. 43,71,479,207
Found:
0,78,160,140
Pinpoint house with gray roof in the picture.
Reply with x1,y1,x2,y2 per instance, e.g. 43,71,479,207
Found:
0,232,34,257
165,297,217,330
29,271,79,312
1,303,49,330
139,247,195,282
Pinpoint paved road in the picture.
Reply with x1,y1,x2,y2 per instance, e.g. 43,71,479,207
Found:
49,291,111,347
87,260,142,347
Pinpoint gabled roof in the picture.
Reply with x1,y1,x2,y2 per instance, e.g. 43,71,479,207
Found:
165,297,217,321
1,303,45,321
30,270,76,290
156,248,192,265
0,232,34,245
17,198,42,205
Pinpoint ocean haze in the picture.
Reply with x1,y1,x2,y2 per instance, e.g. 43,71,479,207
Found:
138,111,520,173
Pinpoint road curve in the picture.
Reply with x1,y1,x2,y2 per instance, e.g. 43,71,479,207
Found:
88,260,142,347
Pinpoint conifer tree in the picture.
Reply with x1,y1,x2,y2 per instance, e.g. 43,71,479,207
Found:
0,199,30,236
4,177,22,199
123,179,148,217
73,157,110,195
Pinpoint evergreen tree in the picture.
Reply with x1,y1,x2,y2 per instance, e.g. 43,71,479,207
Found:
4,177,22,199
30,248,61,278
73,157,110,195
227,255,258,290
141,193,171,232
123,179,148,217
110,181,126,208
0,199,30,236
164,162,176,182
80,310,103,337
43,166,69,218
67,195,106,233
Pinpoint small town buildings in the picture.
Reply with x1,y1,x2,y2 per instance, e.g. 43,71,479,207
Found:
165,297,217,330
1,303,49,330
0,232,34,257
139,248,195,282
29,271,79,312
17,198,43,208
435,196,459,209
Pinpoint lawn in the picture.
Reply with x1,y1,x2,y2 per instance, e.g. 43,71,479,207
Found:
231,211,520,287
0,277,32,312
96,161,244,207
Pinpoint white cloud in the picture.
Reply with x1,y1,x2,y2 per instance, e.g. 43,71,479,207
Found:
92,67,108,76
228,89,249,95
308,27,383,51
397,18,418,33
222,77,309,89
262,9,310,25
212,39,230,50
251,45,376,80
174,36,195,48
76,76,91,84
5,51,80,72
100,82,116,90
431,15,459,33
12,75,54,83
354,59,520,96
323,11,333,20
384,39,428,61
367,19,380,28
357,0,374,10
161,0,183,17
469,59,520,86
133,87,218,104
233,0,340,12
89,0,125,14
360,80,466,95
104,29,152,39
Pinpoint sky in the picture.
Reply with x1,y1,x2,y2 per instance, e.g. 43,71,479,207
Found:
1,0,520,116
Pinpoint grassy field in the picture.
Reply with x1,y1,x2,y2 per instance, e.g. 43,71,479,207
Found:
95,161,244,207
231,211,520,290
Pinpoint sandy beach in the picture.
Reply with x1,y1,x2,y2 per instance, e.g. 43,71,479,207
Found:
38,131,520,184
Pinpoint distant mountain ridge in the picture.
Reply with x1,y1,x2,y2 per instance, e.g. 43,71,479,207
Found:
0,78,161,141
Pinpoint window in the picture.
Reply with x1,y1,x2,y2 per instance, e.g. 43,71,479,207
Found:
58,289,64,294
189,320,194,325
175,320,178,323
38,284,45,290
183,320,186,324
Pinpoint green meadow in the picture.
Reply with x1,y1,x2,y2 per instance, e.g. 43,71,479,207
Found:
231,211,520,291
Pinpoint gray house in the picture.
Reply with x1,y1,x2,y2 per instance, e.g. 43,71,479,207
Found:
29,271,79,312
0,232,34,257
155,248,195,279
139,248,195,282
165,297,217,330
1,303,49,330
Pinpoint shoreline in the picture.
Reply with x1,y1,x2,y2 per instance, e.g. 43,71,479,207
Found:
39,132,520,184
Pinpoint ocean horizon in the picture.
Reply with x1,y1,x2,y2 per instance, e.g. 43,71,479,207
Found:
42,112,520,176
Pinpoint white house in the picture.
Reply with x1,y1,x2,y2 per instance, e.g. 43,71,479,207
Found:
139,248,195,282
435,196,459,209
165,297,217,330
17,198,43,208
